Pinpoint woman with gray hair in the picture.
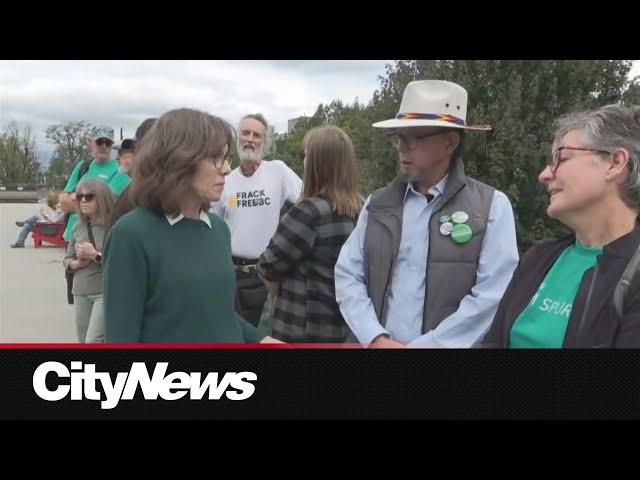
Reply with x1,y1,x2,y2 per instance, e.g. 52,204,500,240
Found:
63,179,116,343
482,103,640,348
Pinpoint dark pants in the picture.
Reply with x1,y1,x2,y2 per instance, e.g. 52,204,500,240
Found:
234,268,268,327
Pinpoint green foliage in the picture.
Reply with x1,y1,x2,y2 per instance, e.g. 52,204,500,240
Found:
273,60,637,252
44,120,95,189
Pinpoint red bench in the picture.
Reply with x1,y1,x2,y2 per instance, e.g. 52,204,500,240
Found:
32,221,68,248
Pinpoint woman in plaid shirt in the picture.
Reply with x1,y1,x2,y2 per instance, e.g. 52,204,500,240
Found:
256,126,363,343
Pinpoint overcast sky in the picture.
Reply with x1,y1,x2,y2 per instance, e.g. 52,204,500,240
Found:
1,60,638,164
0,60,393,162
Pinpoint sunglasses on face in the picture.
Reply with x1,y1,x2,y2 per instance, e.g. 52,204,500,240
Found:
95,138,113,147
76,193,95,202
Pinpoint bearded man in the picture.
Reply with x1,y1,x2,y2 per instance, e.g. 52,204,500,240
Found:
211,113,303,326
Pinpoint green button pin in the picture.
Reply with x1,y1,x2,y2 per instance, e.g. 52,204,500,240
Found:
439,213,451,223
451,223,472,244
451,211,469,224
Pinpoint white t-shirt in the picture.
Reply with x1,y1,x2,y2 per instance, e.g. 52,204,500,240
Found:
210,160,303,259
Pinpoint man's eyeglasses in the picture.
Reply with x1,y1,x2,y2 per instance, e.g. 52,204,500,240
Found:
95,138,113,147
76,193,95,202
387,129,446,149
547,146,612,174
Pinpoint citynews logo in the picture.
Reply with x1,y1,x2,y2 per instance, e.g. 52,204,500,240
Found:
33,361,257,410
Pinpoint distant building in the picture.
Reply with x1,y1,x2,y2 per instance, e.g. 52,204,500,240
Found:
288,116,311,133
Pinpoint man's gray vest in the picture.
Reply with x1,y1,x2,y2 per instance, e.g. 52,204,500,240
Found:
362,159,496,335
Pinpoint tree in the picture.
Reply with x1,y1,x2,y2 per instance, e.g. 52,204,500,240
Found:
45,120,95,189
270,99,390,195
0,120,41,185
623,76,640,105
368,60,635,251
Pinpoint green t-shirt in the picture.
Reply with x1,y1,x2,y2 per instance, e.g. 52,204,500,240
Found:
509,241,603,348
63,160,131,240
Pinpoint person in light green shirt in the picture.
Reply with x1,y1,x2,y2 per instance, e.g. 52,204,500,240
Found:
60,125,131,241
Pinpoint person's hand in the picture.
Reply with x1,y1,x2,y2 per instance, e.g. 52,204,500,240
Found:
369,335,406,348
76,242,98,261
71,257,91,270
261,277,280,297
260,336,285,344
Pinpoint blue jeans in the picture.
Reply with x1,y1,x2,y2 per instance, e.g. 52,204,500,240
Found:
15,214,42,245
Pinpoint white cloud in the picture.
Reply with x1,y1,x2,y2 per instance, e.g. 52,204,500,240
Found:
1,60,637,165
0,60,393,163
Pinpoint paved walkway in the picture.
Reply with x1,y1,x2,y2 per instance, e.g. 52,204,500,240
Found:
0,203,76,343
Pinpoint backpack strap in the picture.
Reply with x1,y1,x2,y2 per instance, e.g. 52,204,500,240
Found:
78,159,92,180
614,242,640,317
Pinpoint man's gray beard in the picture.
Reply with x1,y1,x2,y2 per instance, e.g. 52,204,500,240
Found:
399,167,423,183
239,148,262,162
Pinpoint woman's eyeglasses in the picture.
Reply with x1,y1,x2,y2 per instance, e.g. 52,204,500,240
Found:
76,193,95,202
547,146,612,174
212,153,230,169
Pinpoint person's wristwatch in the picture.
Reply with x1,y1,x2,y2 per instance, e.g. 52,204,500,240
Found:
94,252,102,263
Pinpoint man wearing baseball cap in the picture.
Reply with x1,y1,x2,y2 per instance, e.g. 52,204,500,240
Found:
106,117,157,232
334,80,519,348
113,138,136,174
111,117,157,175
59,124,131,303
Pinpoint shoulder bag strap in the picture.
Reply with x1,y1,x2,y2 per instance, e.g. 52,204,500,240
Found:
86,221,96,249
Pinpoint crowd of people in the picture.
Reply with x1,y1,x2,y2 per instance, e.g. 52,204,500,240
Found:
11,79,640,348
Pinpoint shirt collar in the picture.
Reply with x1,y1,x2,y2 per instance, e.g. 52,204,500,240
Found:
403,174,449,204
164,210,212,228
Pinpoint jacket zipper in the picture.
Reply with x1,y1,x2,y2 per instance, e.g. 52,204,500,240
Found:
576,265,599,346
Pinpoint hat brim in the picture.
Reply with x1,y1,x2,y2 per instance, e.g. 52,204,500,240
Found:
113,138,136,151
372,118,491,131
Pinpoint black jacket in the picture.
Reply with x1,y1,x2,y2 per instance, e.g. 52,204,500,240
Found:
106,183,134,235
480,226,640,348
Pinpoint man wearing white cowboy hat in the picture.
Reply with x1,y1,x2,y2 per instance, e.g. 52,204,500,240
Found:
334,79,519,348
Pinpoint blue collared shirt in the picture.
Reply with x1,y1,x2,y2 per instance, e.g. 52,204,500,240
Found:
334,175,519,347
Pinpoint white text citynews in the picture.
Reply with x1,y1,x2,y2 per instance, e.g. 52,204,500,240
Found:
33,361,257,410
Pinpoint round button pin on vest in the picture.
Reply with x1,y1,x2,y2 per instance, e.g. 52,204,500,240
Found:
451,211,469,224
439,214,451,223
440,222,453,236
451,223,472,244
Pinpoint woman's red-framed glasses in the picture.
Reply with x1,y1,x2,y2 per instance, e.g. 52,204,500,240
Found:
547,146,612,174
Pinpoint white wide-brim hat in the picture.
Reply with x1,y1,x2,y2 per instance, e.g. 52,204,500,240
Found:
372,80,491,131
